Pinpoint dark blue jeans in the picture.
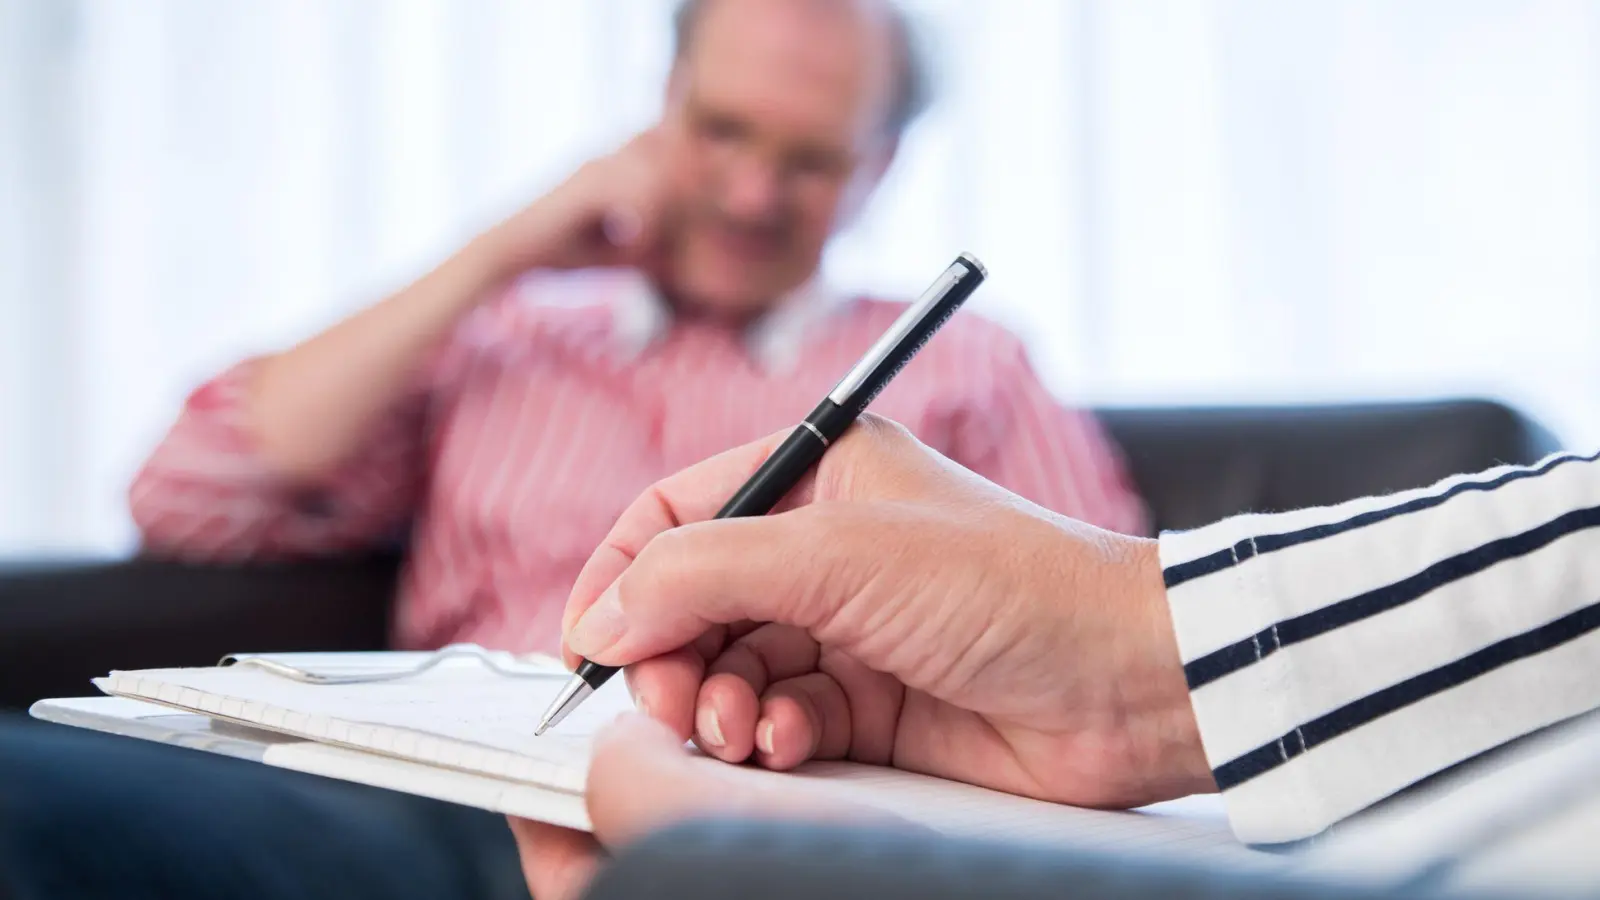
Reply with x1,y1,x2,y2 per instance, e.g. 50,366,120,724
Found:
0,715,529,900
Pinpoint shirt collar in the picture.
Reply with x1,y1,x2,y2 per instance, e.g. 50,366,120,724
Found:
607,269,850,374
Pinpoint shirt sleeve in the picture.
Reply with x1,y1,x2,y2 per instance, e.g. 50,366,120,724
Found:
952,336,1149,535
1160,450,1600,845
127,356,437,562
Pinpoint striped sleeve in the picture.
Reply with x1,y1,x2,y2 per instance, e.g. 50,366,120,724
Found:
1159,450,1600,844
128,358,431,561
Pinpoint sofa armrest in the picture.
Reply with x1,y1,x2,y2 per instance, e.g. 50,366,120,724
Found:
0,555,399,710
586,820,1473,900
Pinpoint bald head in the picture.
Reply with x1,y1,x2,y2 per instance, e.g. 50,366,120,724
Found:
672,0,931,140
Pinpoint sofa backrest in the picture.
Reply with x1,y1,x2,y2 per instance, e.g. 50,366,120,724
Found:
0,397,1566,709
1099,398,1564,533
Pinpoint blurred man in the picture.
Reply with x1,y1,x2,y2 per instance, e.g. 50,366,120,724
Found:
0,3,1144,900
129,0,1145,658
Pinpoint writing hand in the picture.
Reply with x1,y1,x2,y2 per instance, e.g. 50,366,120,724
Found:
561,415,1214,811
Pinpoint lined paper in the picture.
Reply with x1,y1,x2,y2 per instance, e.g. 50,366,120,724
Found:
100,662,632,792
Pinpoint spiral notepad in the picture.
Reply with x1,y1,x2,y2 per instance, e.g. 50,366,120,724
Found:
98,660,620,794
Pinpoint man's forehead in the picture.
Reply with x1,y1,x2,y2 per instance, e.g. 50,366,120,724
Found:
681,0,896,140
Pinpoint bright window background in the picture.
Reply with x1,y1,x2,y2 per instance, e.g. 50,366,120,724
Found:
2,0,1598,554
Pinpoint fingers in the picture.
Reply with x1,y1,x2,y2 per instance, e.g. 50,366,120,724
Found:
621,645,704,740
631,648,899,775
693,672,761,760
728,649,905,771
600,207,645,247
816,648,904,766
657,626,905,773
753,672,853,770
693,624,819,761
604,132,658,243
706,623,820,692
603,128,679,266
614,622,766,745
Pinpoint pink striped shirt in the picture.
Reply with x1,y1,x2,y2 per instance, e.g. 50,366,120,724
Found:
130,270,1146,654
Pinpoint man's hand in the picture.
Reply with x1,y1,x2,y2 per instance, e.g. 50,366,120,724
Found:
243,129,683,483
510,713,897,900
478,129,682,279
560,415,1216,811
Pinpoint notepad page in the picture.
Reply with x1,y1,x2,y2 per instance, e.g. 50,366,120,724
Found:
99,663,635,792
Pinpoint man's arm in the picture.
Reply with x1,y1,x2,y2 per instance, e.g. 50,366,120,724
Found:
1162,449,1600,844
126,232,513,561
247,239,510,482
128,131,681,560
245,128,681,485
127,354,437,560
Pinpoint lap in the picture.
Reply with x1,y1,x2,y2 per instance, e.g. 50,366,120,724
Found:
0,714,528,900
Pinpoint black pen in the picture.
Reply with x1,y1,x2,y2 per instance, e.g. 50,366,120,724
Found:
534,252,988,735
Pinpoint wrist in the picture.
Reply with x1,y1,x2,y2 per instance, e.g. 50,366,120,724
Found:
470,198,564,281
1117,536,1215,798
460,227,527,287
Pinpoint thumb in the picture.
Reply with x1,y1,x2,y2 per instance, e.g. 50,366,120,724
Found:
586,713,706,846
567,508,856,666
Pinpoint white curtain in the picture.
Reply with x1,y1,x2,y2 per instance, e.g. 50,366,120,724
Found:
3,0,1598,554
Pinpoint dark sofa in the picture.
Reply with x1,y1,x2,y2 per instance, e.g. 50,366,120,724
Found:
0,398,1561,712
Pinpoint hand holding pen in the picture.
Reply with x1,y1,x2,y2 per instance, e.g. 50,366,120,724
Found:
536,252,988,734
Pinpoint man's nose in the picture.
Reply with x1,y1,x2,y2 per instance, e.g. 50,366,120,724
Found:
720,155,785,224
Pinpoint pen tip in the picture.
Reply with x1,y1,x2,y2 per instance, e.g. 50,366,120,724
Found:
534,720,550,737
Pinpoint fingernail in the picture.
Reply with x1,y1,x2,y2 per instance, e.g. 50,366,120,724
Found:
756,719,776,755
697,705,725,748
623,670,646,714
568,584,626,659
